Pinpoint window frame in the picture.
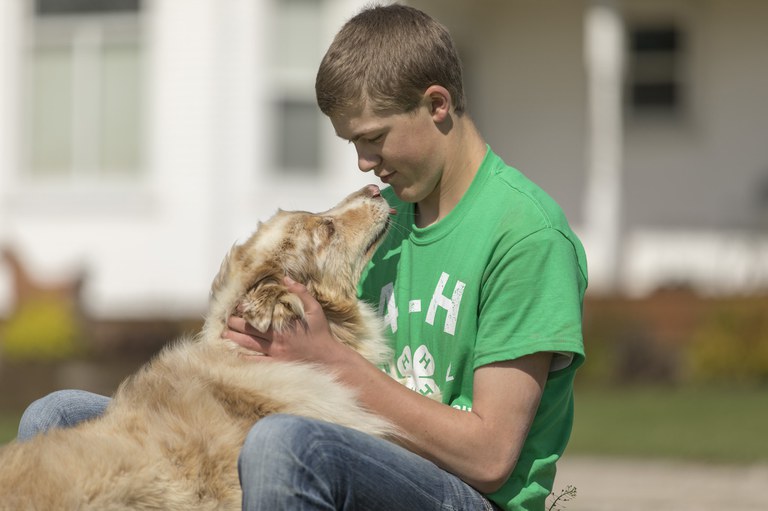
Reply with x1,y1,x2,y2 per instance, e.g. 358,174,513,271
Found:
22,2,145,183
268,0,326,176
624,20,689,121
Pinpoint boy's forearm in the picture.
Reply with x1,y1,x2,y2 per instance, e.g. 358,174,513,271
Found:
333,348,549,493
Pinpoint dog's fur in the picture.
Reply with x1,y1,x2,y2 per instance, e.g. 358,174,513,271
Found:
0,185,397,511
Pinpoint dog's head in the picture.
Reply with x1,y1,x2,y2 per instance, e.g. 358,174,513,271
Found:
207,184,392,348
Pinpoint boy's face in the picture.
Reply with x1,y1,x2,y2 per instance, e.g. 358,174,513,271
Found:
330,101,445,205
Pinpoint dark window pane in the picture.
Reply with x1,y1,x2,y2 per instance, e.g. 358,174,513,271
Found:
36,0,140,15
631,27,681,53
276,100,320,172
631,83,679,108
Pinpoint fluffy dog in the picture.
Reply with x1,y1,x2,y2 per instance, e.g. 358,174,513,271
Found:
0,185,397,510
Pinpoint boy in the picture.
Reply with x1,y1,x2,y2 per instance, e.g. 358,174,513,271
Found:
224,3,587,510
20,4,586,510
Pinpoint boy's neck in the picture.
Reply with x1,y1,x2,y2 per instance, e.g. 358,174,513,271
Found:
416,117,486,228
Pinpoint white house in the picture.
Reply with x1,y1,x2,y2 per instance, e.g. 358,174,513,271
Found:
1,0,767,321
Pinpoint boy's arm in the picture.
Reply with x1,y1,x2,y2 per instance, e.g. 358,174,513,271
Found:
337,344,551,493
224,278,551,494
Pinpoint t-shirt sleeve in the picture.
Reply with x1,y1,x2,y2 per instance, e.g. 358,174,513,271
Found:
474,227,586,370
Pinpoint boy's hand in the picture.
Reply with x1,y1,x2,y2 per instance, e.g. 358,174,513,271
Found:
223,277,342,364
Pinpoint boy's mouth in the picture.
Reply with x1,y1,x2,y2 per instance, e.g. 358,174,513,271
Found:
378,171,395,184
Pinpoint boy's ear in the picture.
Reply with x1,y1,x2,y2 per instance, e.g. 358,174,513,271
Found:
425,85,451,122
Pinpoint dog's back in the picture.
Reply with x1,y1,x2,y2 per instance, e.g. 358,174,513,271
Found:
0,336,394,510
0,338,247,510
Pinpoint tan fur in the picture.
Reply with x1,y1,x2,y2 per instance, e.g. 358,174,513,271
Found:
0,185,397,511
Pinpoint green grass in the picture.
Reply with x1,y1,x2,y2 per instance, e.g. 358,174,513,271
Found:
569,386,768,463
0,411,22,445
3,387,767,464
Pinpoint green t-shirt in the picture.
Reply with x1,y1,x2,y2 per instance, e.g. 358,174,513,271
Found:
358,147,587,510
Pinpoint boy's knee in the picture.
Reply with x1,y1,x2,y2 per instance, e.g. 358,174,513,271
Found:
17,389,109,441
18,390,70,440
239,416,347,507
239,415,342,474
241,414,316,456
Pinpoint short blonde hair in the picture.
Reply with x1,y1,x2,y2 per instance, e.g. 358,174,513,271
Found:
315,3,466,117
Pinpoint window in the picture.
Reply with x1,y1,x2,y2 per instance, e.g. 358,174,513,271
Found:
24,0,143,179
276,99,321,170
626,24,686,117
271,0,325,175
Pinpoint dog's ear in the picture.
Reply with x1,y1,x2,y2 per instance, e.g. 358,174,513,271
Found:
210,243,238,299
238,277,305,333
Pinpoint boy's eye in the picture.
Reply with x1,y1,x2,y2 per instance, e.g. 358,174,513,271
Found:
346,132,384,145
358,133,383,144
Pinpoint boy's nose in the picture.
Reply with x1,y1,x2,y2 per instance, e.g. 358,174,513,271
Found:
357,150,381,173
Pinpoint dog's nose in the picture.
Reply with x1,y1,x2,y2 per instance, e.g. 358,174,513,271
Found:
365,184,381,198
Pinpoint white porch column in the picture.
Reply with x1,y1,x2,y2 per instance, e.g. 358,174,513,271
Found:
0,1,23,217
583,0,625,294
0,1,25,315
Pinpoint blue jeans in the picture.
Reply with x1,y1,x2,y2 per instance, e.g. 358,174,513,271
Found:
19,390,499,510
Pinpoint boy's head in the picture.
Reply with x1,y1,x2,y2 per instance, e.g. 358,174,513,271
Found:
315,3,466,118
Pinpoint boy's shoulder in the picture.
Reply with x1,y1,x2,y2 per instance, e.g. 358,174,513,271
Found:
473,149,569,230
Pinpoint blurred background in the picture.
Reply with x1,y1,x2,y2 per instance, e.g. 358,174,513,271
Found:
0,0,766,508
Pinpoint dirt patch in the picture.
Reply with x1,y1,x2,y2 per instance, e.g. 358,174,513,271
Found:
555,456,768,511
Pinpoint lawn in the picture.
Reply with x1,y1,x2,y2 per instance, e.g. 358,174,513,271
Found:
2,386,766,464
0,411,22,445
569,385,768,463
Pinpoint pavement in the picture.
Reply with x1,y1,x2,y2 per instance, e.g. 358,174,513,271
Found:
554,456,768,511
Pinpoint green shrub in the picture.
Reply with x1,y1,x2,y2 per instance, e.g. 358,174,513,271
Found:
579,308,680,386
0,297,84,362
687,302,768,385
